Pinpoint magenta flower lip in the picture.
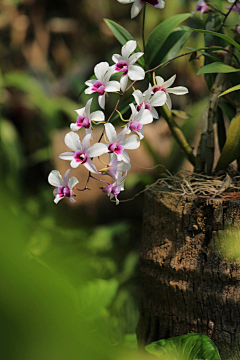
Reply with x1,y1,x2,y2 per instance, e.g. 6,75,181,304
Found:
74,151,88,164
153,86,167,94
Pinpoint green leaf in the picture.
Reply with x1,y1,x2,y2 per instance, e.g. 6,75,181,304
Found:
197,62,240,76
145,333,221,360
78,278,118,320
219,84,240,97
153,26,192,68
215,113,240,170
192,29,240,53
172,109,191,120
104,19,144,67
145,13,191,69
218,101,236,121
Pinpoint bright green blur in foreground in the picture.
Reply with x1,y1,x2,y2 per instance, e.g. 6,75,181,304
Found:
0,191,141,360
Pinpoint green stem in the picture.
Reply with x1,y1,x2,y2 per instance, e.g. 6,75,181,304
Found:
159,105,196,167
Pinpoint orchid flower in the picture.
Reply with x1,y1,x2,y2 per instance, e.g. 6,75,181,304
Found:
59,132,108,173
226,4,240,13
85,62,120,109
152,75,188,111
70,98,105,139
117,0,165,19
112,40,145,91
126,103,152,140
48,169,78,204
105,123,140,163
101,171,127,205
192,0,210,19
101,153,131,181
132,84,166,119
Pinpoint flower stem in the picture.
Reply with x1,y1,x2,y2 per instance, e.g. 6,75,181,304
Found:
90,174,111,185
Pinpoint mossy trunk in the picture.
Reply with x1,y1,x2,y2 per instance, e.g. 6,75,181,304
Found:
137,187,240,360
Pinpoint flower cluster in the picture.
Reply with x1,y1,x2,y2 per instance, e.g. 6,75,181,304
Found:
48,40,188,205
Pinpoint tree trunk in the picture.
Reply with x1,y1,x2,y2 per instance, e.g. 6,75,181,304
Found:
137,188,240,360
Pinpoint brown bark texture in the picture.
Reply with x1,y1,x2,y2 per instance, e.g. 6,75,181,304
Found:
137,187,240,360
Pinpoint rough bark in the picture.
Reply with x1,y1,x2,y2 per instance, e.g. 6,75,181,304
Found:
137,187,240,360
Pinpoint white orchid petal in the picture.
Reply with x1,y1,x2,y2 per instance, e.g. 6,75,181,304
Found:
85,79,95,87
128,52,144,65
98,94,105,109
151,107,159,119
54,195,62,204
150,91,167,107
85,87,95,95
81,133,91,151
59,151,75,161
116,126,128,143
167,86,189,95
138,129,144,140
103,66,116,83
84,158,98,174
84,98,93,118
122,40,137,59
163,74,176,89
128,65,145,81
70,123,81,132
105,123,117,143
131,0,143,18
112,54,122,63
144,84,152,101
90,110,105,122
119,150,130,163
105,80,120,92
87,143,108,157
68,176,79,189
139,109,153,125
117,0,134,3
85,127,93,140
70,159,80,168
166,93,172,110
120,74,128,91
65,132,82,152
132,89,143,105
69,196,77,203
123,134,140,150
155,76,164,86
48,170,64,187
74,107,85,116
155,0,165,9
63,169,71,185
94,62,109,81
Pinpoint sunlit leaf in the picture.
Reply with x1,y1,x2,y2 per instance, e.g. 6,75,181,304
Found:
215,113,240,170
219,84,240,97
145,13,191,69
192,29,240,53
145,333,221,360
197,62,240,76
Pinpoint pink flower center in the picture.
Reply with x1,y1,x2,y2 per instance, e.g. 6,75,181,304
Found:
58,186,71,198
76,116,90,129
108,142,124,155
152,86,167,94
115,61,128,74
112,186,120,196
129,120,142,133
102,184,113,196
137,103,151,112
74,151,87,164
92,80,105,94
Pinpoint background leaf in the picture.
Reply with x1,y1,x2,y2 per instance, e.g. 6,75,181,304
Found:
197,62,240,76
104,19,144,66
215,113,240,170
145,333,221,360
145,13,191,69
